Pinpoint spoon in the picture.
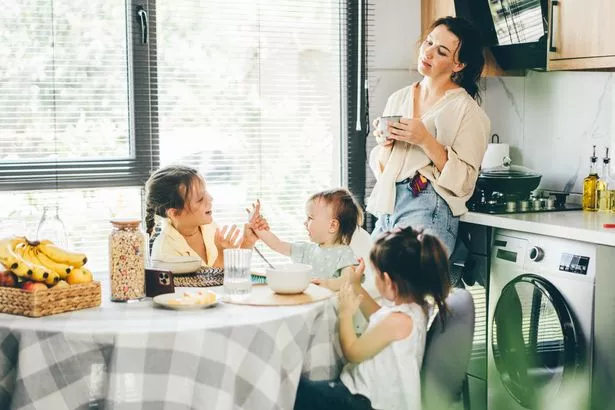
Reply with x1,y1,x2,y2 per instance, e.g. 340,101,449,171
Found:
253,246,275,270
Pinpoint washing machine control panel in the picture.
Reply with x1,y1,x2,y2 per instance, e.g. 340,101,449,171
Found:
559,253,590,274
529,246,544,261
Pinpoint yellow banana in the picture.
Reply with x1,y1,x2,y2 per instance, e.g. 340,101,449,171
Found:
0,241,21,273
2,242,33,279
35,248,72,280
15,244,59,285
39,243,87,268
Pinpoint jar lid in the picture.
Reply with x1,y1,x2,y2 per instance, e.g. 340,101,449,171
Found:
110,218,142,228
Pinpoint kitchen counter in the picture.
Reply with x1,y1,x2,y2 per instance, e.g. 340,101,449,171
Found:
460,210,615,247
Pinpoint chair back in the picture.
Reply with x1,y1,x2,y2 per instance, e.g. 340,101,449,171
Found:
421,288,475,410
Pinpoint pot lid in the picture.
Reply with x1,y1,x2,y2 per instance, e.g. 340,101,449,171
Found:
480,163,541,179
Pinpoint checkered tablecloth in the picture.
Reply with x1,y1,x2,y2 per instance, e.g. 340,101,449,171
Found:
0,285,343,410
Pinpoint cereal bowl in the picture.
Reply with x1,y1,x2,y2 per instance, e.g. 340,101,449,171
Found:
151,256,202,275
266,263,312,294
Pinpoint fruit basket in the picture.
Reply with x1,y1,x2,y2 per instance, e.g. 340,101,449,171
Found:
0,281,101,317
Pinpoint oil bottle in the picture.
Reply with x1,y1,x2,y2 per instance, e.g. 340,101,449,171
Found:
597,148,610,211
583,145,599,211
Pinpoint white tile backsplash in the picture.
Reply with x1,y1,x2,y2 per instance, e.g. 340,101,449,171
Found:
373,0,421,70
485,71,614,194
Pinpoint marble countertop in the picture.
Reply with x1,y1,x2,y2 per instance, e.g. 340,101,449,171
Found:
460,210,615,247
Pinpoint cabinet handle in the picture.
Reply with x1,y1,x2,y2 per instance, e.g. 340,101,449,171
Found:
136,6,149,45
549,0,559,52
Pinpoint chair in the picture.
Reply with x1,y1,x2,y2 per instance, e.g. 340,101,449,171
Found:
421,288,475,410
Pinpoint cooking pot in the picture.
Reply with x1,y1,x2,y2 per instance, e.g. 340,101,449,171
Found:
476,159,542,195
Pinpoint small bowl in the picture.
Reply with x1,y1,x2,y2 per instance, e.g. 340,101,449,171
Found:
151,256,202,275
266,263,312,294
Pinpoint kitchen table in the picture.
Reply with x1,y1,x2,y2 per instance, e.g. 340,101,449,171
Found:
0,284,342,410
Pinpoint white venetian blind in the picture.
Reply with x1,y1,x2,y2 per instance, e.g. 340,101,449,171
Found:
155,0,347,266
0,0,130,162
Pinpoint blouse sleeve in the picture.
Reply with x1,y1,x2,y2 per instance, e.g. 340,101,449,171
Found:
433,105,490,197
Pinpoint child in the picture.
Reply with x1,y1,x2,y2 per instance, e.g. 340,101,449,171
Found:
250,188,362,289
145,165,267,268
294,226,451,410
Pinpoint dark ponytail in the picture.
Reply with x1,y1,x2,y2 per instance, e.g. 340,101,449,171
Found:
370,227,451,326
145,204,156,236
430,16,485,103
418,233,452,327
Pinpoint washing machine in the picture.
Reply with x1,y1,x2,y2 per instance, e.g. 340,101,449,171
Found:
487,229,615,410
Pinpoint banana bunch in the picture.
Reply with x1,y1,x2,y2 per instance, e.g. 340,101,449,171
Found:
0,237,90,286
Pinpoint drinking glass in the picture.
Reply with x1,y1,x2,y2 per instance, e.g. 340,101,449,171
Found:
223,248,253,299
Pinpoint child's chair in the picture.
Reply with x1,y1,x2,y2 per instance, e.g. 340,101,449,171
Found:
421,288,475,410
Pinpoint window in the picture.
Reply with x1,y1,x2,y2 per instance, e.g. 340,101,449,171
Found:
0,0,363,272
154,0,353,266
0,0,153,190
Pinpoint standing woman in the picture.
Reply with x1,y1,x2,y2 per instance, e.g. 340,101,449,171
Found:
367,16,491,256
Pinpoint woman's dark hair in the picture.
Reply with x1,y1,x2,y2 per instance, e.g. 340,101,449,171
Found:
370,226,451,326
309,188,364,245
144,165,201,236
429,16,485,103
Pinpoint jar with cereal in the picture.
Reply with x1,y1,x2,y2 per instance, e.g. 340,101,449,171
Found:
109,219,147,302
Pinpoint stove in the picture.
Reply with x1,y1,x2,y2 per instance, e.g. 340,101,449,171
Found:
467,190,583,214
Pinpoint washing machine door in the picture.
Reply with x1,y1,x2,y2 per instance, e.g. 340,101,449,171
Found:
491,274,582,409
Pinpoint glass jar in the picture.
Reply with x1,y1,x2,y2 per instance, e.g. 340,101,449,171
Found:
109,219,147,302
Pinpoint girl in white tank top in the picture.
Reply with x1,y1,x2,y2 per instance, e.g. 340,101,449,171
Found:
294,226,452,410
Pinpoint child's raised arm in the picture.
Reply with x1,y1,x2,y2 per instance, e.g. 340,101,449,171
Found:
338,280,413,364
247,200,291,257
347,259,381,319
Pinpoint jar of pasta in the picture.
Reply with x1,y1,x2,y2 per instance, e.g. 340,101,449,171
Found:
109,219,147,302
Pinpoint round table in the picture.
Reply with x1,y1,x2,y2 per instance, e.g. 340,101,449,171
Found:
0,284,342,410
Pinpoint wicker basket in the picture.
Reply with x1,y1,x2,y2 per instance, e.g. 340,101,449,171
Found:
0,281,101,317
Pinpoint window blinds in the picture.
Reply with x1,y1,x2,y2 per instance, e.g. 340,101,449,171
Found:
154,0,349,266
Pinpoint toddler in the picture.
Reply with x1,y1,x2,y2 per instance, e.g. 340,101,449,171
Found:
251,188,362,289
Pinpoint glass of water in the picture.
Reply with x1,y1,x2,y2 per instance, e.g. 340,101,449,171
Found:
223,248,253,299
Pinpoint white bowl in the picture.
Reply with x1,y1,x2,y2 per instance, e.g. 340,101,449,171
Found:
266,263,312,294
151,256,202,274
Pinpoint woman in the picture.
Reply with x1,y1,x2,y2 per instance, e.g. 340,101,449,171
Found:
367,16,491,256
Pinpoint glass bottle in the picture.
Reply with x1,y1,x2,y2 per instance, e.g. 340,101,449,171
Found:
583,145,599,211
109,219,147,302
597,148,610,212
36,205,68,248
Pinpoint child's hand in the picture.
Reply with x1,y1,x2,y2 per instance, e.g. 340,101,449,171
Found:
241,223,258,248
215,225,242,250
338,279,362,318
246,199,269,232
348,258,365,286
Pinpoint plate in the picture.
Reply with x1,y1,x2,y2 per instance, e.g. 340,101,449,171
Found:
153,291,218,310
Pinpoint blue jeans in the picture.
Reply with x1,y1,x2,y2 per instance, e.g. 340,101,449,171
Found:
294,378,373,410
371,181,459,257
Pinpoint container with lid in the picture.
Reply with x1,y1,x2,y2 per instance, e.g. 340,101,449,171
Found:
109,219,147,302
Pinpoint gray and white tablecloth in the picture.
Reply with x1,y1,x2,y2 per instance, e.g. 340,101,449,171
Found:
0,285,342,410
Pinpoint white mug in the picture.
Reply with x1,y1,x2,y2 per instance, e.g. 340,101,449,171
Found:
376,115,402,142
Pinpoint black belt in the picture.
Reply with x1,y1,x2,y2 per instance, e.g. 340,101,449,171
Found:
395,177,412,185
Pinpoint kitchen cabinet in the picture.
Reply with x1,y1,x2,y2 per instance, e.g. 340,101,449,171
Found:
420,0,524,77
547,0,615,70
